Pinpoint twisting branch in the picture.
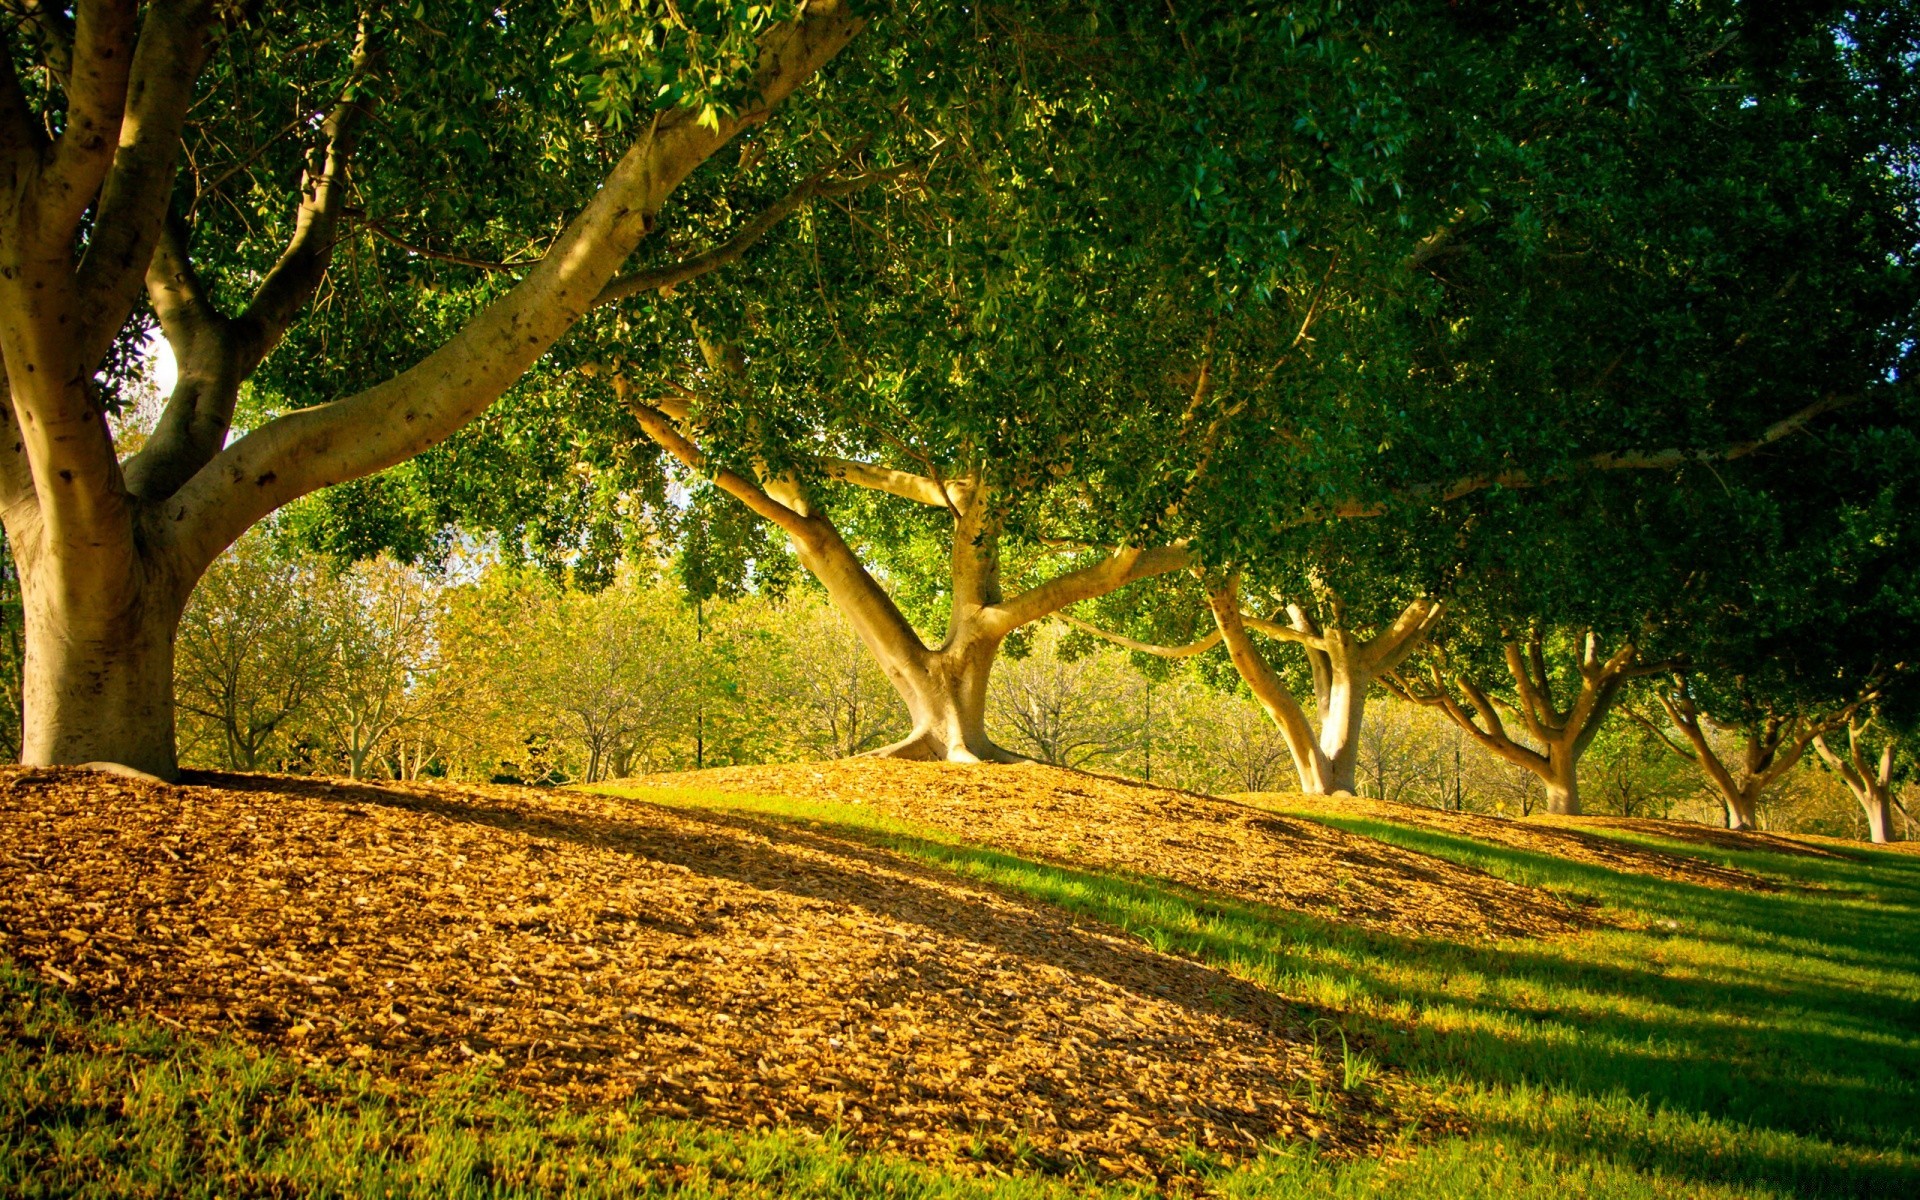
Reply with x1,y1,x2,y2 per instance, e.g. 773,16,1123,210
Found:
593,165,912,307
1054,610,1223,658
348,162,910,303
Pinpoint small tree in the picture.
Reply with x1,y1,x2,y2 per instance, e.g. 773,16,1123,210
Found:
174,533,330,770
1813,714,1914,844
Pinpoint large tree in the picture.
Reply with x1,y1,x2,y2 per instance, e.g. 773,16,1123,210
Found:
0,0,861,776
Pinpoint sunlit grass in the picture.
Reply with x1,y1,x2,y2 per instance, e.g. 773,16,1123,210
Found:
4,778,1915,1198
596,783,1920,1198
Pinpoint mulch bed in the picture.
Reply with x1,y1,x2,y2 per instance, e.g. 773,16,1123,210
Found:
0,766,1418,1181
1259,793,1785,890
634,760,1593,941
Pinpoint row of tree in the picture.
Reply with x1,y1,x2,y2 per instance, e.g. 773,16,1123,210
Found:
0,2,1911,850
68,526,1895,842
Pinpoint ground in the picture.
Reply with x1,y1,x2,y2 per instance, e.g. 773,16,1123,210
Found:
1,761,1915,1198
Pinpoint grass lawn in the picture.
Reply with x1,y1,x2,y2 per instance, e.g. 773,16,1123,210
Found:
5,780,1915,1198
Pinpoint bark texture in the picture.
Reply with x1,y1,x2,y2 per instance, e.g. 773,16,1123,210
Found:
0,3,861,775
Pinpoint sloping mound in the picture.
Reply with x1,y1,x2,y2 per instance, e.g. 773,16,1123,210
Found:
0,767,1393,1179
628,760,1589,940
1257,793,1783,890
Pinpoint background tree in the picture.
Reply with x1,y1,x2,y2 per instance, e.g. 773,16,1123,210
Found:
308,556,443,780
174,531,331,770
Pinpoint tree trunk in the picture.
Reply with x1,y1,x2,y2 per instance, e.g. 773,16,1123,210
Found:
1542,738,1580,815
1316,645,1367,794
866,628,1020,763
1860,786,1895,844
18,565,181,779
1723,788,1760,832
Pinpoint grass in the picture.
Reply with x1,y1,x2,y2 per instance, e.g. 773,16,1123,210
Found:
5,780,1917,1199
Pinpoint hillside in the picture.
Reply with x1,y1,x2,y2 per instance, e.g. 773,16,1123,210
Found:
3,761,1917,1198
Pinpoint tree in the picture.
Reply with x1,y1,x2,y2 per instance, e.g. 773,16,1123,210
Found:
1203,581,1441,795
335,1,1466,762
174,532,330,770
310,556,443,780
1628,676,1876,832
761,597,906,760
0,0,861,775
990,625,1142,769
1388,628,1657,816
1813,715,1914,844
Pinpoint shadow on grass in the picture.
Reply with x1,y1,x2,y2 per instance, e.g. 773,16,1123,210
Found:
190,773,1920,1198
608,789,1920,1199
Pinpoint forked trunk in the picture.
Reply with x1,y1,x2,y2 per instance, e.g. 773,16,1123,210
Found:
1723,788,1760,832
19,578,181,779
867,631,1021,763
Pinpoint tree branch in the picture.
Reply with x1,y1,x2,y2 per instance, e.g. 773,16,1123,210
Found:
36,0,139,245
159,0,865,581
1239,613,1327,651
592,164,907,308
1289,393,1865,526
817,455,953,507
1207,580,1324,786
73,0,215,369
1053,610,1222,658
986,541,1195,634
123,24,373,502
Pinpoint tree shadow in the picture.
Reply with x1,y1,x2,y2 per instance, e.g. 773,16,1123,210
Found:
183,771,1920,1196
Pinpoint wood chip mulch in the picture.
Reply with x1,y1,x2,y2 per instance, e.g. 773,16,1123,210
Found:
0,766,1414,1181
1258,793,1784,890
629,760,1593,940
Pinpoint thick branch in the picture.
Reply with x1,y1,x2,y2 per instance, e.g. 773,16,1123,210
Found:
124,27,371,501
592,165,903,307
73,0,214,368
632,394,934,676
1240,614,1328,651
986,541,1195,634
160,1,863,579
1362,597,1444,675
36,0,139,245
819,455,953,507
1207,581,1324,785
1290,394,1864,526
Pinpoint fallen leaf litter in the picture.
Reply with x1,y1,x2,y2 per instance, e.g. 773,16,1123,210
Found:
0,764,1458,1180
630,760,1595,939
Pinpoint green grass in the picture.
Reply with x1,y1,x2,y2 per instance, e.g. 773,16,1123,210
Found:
5,781,1917,1199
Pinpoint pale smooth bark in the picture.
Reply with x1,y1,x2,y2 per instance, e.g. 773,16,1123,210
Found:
0,2,862,775
631,399,1195,762
1199,579,1440,795
1390,631,1646,816
1813,720,1905,843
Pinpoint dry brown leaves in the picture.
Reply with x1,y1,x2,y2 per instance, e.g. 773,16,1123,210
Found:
634,760,1590,940
0,767,1405,1181
1258,793,1784,890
